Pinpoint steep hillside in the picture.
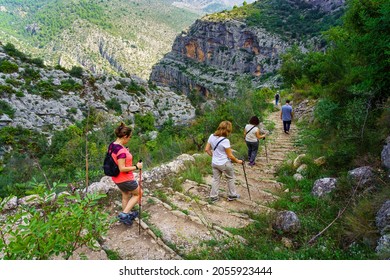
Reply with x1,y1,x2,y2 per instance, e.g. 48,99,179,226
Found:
0,0,200,79
150,0,345,96
172,0,257,13
0,43,195,134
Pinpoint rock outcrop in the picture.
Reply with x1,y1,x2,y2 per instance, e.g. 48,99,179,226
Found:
150,0,345,97
150,19,290,97
0,46,195,135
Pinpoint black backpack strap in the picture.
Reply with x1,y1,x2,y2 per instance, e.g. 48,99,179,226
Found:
213,137,226,151
107,142,114,154
245,126,256,135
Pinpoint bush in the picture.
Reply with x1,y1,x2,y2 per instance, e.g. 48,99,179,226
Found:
0,60,19,73
59,79,82,92
0,192,111,259
0,100,15,118
134,112,155,133
69,66,84,78
105,98,122,114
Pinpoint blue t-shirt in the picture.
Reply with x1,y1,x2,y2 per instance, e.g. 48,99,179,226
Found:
281,104,293,121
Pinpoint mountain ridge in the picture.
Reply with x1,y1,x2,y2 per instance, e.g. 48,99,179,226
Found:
150,0,345,97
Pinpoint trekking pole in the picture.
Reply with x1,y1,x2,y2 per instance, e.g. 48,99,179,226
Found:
241,160,251,201
138,160,142,235
263,137,269,163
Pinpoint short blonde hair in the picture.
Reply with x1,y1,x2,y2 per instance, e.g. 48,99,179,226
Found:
214,121,232,137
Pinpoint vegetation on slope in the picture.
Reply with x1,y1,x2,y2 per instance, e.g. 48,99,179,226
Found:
205,0,345,41
0,0,199,77
1,0,389,260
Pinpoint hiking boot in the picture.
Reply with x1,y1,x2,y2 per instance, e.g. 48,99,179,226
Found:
118,212,133,225
227,194,240,201
129,211,139,220
208,196,219,203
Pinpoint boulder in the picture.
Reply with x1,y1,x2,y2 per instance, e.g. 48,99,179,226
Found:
381,136,390,175
293,154,306,169
348,166,375,188
376,234,390,259
311,178,337,197
273,210,301,233
376,200,390,235
293,173,304,181
314,156,326,166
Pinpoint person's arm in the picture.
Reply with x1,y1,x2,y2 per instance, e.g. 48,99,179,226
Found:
280,109,283,120
243,128,247,138
225,148,243,164
255,130,266,140
205,142,212,156
117,158,142,172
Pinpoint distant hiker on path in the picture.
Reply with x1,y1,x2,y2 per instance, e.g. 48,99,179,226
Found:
205,121,242,202
244,116,266,166
275,91,280,106
108,122,143,225
281,100,293,134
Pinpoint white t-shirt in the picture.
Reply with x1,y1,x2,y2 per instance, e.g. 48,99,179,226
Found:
208,134,231,165
245,124,259,142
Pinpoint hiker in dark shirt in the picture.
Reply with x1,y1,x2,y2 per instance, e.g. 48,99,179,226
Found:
275,91,280,106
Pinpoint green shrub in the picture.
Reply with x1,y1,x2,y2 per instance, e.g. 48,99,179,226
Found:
0,192,110,260
0,100,15,118
22,67,41,81
3,43,27,61
134,112,155,133
0,84,16,96
127,80,146,94
0,60,19,73
69,66,84,78
105,98,122,114
59,79,82,92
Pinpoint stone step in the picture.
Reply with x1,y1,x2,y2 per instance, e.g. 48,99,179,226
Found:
169,191,253,229
143,196,229,256
181,180,272,214
102,219,181,260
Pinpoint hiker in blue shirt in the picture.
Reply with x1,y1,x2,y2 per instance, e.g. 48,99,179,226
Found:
281,100,293,134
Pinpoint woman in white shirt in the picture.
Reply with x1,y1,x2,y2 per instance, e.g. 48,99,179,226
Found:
204,121,243,202
244,116,266,166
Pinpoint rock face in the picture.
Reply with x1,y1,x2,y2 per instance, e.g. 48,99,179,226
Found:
150,19,291,97
302,0,345,12
0,46,195,134
150,0,345,97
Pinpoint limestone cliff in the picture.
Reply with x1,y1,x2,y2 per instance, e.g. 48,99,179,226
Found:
150,19,290,97
150,0,345,97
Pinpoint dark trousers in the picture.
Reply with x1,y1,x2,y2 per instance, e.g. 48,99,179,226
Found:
283,120,291,132
246,140,259,164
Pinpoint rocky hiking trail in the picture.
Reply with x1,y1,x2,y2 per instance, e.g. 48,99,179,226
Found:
98,109,297,260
